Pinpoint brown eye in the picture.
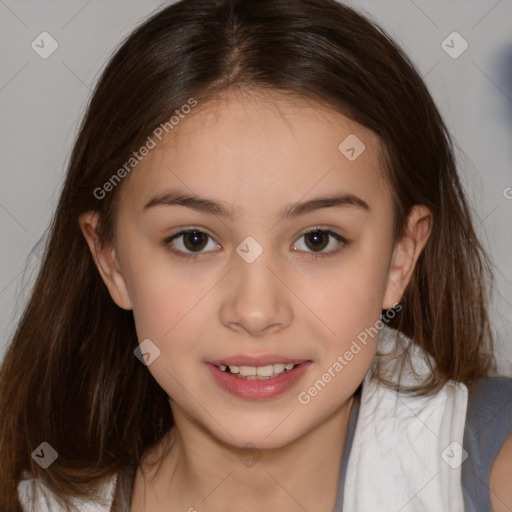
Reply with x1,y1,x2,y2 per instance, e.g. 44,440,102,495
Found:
292,228,347,257
163,229,220,258
182,230,209,252
304,230,330,252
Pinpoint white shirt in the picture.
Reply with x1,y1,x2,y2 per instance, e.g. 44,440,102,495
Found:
17,470,117,511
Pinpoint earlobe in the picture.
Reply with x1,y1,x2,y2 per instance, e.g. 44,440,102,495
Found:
78,211,133,310
382,205,432,309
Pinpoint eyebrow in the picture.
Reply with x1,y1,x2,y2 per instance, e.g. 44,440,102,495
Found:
143,189,370,220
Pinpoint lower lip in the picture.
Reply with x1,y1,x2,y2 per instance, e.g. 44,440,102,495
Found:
206,362,311,400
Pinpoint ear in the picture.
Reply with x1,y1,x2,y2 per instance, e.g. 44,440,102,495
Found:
78,211,133,310
382,205,432,309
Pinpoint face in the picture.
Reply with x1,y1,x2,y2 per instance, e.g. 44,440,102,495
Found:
80,90,429,450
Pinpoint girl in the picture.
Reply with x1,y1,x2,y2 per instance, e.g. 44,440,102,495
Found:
1,0,511,510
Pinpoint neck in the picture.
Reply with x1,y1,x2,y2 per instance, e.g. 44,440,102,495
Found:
139,393,358,512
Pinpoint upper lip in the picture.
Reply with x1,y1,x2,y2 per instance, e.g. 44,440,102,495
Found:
209,355,310,367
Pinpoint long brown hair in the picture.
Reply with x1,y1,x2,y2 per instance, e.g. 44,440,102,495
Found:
0,0,496,509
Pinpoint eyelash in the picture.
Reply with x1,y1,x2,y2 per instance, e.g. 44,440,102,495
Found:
161,227,348,260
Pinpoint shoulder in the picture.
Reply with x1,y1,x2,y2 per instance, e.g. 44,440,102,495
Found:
490,434,512,512
17,470,118,512
462,377,512,512
17,471,58,512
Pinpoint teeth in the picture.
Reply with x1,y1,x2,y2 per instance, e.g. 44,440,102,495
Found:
239,366,257,376
219,362,298,378
256,365,274,377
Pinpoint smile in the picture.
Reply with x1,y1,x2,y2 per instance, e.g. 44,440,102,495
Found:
207,360,311,399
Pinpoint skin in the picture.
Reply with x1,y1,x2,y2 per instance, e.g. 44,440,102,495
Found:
79,89,433,511
490,435,512,511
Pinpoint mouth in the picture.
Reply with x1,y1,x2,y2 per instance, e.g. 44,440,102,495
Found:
207,357,311,399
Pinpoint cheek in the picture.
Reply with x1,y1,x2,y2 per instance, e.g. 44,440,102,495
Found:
296,260,387,408
127,266,209,398
124,238,210,335
303,251,390,344
123,258,201,383
130,273,206,344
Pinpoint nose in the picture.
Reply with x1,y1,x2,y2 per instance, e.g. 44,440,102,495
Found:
219,253,293,337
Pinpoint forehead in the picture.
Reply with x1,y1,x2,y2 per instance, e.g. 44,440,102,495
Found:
117,90,390,216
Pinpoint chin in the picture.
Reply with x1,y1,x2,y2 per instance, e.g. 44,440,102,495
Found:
207,417,307,452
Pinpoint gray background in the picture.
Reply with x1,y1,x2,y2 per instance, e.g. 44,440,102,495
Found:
1,0,511,376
